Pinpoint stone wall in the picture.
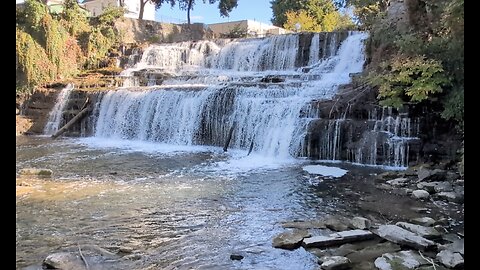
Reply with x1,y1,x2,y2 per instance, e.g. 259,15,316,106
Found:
114,18,214,44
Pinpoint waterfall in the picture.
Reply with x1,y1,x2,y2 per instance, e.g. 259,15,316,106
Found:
90,32,369,159
313,107,419,168
43,84,74,135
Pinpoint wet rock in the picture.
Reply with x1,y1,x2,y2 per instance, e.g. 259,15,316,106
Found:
319,256,350,270
272,230,311,250
351,217,371,230
418,168,446,182
436,250,464,268
396,222,442,240
350,261,376,270
346,242,401,263
118,246,134,254
377,184,394,191
325,216,350,231
412,190,430,200
19,168,53,177
410,217,436,227
374,225,436,250
440,239,464,255
386,177,410,187
260,76,285,83
281,220,326,229
43,252,86,270
230,254,244,260
376,171,402,182
411,207,430,213
416,265,449,270
374,250,430,270
417,182,453,193
303,230,374,248
392,188,411,196
436,192,464,203
124,254,142,260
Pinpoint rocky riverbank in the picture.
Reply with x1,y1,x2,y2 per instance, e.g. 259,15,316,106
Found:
272,163,464,269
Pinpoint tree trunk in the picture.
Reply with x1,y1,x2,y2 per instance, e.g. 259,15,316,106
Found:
187,0,193,24
139,0,146,21
51,107,90,139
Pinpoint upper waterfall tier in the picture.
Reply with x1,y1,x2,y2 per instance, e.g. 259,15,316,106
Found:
120,32,362,84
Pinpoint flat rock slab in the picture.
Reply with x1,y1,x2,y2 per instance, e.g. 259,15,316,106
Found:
396,222,441,240
319,256,350,270
272,230,311,250
374,250,430,270
303,229,373,248
436,249,464,268
374,225,436,250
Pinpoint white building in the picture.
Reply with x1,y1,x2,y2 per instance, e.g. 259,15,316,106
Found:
208,20,289,38
82,0,156,21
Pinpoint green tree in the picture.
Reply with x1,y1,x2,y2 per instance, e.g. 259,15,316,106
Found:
283,10,321,32
271,0,352,31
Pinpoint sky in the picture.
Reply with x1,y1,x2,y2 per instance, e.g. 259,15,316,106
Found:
15,0,275,26
156,0,274,25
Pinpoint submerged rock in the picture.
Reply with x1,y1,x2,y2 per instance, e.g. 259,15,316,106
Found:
230,254,244,260
19,168,53,177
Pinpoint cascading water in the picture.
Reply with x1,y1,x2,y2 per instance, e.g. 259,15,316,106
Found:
43,83,74,135
312,107,420,168
91,32,369,160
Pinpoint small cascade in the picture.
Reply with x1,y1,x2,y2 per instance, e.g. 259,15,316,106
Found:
310,107,420,168
43,84,74,135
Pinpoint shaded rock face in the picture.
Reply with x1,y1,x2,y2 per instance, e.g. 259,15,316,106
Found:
303,105,422,167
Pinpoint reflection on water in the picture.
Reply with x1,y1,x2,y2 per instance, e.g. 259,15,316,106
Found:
16,136,349,270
